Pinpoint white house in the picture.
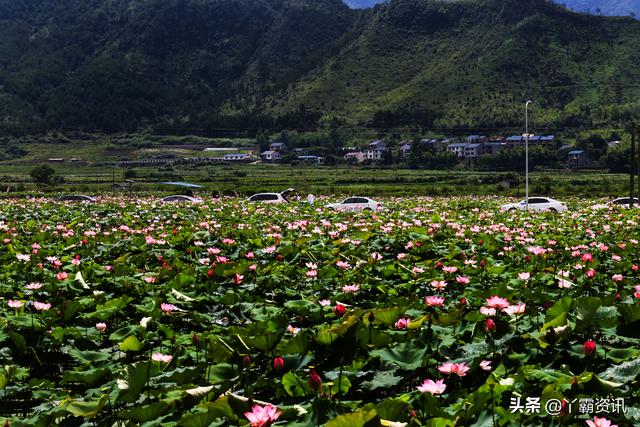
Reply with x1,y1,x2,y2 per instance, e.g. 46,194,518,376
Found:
344,151,366,163
260,151,282,162
463,143,482,158
446,143,467,158
365,140,388,161
223,154,255,162
400,142,412,158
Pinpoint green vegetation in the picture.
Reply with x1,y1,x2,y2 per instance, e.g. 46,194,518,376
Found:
1,197,640,425
1,0,640,134
0,132,635,197
29,164,57,185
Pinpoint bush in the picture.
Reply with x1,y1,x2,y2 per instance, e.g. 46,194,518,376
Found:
30,164,56,185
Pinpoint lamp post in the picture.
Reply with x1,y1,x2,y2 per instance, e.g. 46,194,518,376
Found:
525,100,532,211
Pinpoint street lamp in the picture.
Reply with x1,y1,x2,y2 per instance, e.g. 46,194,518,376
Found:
525,100,533,211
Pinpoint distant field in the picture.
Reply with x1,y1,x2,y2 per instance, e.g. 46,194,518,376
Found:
0,139,633,197
0,162,632,198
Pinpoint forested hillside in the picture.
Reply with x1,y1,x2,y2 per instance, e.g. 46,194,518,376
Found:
1,0,639,134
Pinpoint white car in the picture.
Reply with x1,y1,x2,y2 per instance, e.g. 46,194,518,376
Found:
248,188,295,204
591,197,639,210
326,197,382,212
501,197,567,213
57,195,96,203
161,195,203,203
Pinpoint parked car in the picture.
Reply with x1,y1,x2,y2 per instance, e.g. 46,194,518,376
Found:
591,197,639,210
248,188,295,204
161,195,203,203
501,197,567,213
326,197,383,212
57,195,95,203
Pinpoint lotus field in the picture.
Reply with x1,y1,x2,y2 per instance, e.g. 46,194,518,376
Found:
1,196,640,427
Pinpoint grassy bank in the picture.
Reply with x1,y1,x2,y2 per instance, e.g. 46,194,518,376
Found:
0,162,632,198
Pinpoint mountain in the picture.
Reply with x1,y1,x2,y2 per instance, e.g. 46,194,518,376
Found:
0,0,356,133
274,0,640,131
1,0,640,134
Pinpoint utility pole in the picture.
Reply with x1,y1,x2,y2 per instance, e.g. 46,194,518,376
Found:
637,123,640,206
631,122,636,208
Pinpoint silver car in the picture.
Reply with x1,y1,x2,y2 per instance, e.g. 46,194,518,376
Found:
326,197,382,212
248,188,295,204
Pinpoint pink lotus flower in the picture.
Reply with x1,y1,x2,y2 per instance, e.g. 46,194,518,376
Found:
442,266,458,274
504,303,526,316
517,272,530,281
417,378,447,394
425,296,445,307
486,296,509,310
287,325,300,335
25,282,43,290
244,403,282,427
319,299,331,306
306,270,317,278
56,272,69,281
245,251,254,259
234,274,244,285
480,306,497,316
160,303,178,313
585,269,597,278
96,322,107,332
16,253,30,262
612,274,624,282
143,276,157,284
249,264,257,271
558,279,572,289
342,284,360,293
336,261,351,269
634,285,640,299
371,252,383,261
479,360,492,371
430,280,447,291
34,301,51,311
581,253,593,263
455,275,470,284
527,246,546,256
395,317,411,329
586,416,618,427
438,362,470,377
151,352,173,363
8,300,24,309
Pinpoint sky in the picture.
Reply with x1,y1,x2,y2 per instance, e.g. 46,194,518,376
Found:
343,0,640,17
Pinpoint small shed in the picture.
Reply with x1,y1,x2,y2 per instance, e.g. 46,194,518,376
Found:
568,150,591,170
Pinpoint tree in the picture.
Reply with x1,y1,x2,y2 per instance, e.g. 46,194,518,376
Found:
380,149,394,165
30,164,56,185
124,169,137,179
576,134,608,161
256,129,270,153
